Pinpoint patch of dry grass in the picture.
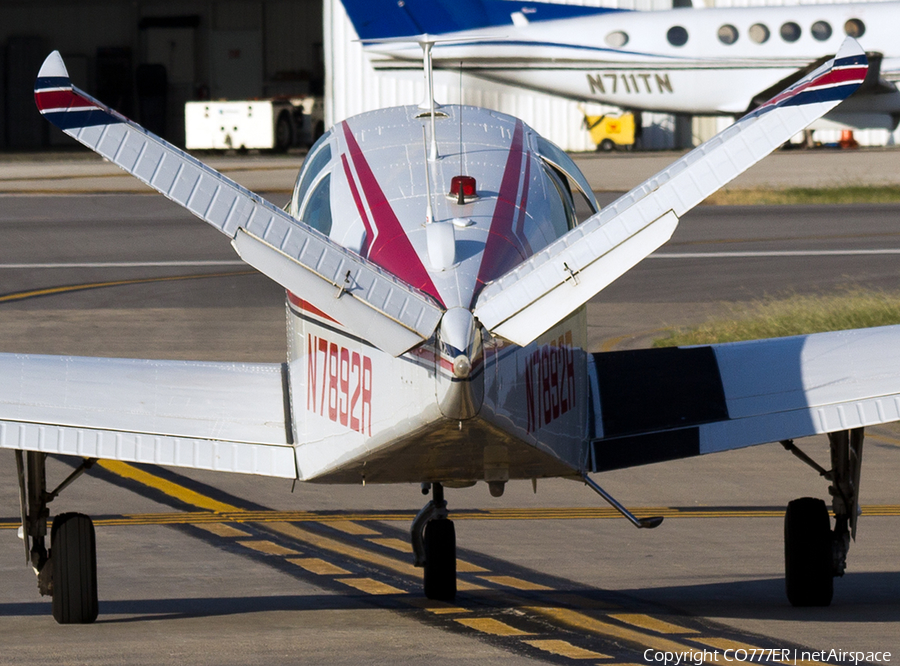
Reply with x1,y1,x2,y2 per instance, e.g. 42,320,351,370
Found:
654,289,900,347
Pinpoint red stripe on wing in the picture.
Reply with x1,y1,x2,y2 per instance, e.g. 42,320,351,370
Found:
34,89,97,112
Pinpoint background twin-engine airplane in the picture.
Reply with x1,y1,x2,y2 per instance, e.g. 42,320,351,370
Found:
341,0,900,131
1,39,894,624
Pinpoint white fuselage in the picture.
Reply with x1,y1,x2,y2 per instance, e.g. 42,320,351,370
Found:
281,104,597,485
365,3,900,121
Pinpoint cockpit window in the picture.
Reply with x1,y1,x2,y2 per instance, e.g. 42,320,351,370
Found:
534,135,598,214
749,23,770,43
301,173,333,236
543,165,576,238
811,21,832,41
292,135,332,217
667,26,688,47
718,24,738,45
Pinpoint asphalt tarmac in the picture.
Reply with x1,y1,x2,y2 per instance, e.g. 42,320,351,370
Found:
1,172,899,663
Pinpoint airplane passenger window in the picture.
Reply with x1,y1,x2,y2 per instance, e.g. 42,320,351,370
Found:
605,31,629,48
301,173,333,237
749,23,770,43
667,26,688,46
717,24,738,45
811,21,832,41
780,22,801,42
844,18,865,38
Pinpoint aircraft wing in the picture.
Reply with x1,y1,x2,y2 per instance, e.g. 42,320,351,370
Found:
588,325,900,471
0,354,296,477
33,52,443,357
474,39,868,347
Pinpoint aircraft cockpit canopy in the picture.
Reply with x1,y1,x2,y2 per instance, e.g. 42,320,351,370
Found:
291,129,335,236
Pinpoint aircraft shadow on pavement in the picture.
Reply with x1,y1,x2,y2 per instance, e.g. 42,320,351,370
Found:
615,571,900,622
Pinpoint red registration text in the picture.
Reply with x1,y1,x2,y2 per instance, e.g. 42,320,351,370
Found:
307,334,372,435
525,331,576,433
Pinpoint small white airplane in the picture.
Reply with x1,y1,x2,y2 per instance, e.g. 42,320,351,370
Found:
340,0,900,130
1,40,892,624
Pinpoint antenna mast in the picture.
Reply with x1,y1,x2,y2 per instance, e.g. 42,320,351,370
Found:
418,37,440,162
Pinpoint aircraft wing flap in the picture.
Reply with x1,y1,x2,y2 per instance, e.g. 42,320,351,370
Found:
475,40,867,347
587,325,900,473
0,353,296,478
34,51,443,357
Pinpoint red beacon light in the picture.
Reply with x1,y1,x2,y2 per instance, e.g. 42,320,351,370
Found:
450,175,477,204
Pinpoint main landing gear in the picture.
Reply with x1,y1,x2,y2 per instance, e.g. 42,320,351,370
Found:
781,428,863,607
14,451,99,624
411,482,457,601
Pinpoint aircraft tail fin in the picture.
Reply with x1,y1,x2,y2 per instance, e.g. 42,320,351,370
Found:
474,39,868,347
339,0,618,41
34,51,443,357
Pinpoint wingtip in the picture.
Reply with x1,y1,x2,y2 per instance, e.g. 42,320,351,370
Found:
37,50,69,83
836,36,865,62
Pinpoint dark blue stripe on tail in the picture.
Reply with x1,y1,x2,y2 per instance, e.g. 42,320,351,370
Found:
42,109,121,131
780,82,862,108
35,76,71,90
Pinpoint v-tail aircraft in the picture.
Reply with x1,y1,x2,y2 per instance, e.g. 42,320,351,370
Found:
1,40,892,624
340,0,900,131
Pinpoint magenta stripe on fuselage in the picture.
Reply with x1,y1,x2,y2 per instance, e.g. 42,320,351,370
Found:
341,122,443,304
475,120,530,291
340,154,375,257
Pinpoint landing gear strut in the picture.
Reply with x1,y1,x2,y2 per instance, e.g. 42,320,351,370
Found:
781,428,863,607
14,451,99,623
411,482,456,601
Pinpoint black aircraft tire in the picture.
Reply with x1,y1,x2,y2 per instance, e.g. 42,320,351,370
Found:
423,518,457,601
51,513,99,624
784,497,833,607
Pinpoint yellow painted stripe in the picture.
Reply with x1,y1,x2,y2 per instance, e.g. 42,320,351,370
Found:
527,607,723,662
368,537,410,552
868,432,900,447
610,613,699,635
523,639,611,660
286,557,350,576
479,575,552,591
237,540,302,556
192,522,252,538
456,559,488,573
327,521,381,536
427,607,471,615
98,461,241,512
4,504,900,532
456,618,533,636
0,271,254,304
405,598,471,614
339,577,406,595
264,522,420,578
456,579,487,592
601,329,667,352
